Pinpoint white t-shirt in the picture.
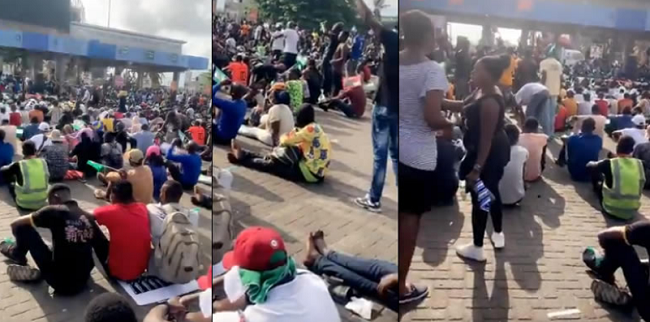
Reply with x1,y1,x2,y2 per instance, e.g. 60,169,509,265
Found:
539,58,562,96
499,145,529,205
28,134,52,150
266,104,295,137
515,83,547,106
213,268,341,322
282,29,299,54
577,101,592,115
619,128,648,147
271,31,284,51
399,61,448,171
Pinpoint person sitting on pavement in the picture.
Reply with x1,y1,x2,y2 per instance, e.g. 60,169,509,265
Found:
131,123,155,154
22,117,41,141
586,136,645,220
212,226,341,322
146,146,168,201
27,122,53,151
632,126,650,190
562,90,578,117
100,132,124,170
188,120,207,146
92,180,151,281
302,230,401,311
518,118,548,182
0,184,96,294
238,90,295,146
583,221,650,320
1,119,18,155
499,124,529,206
228,104,332,183
613,113,648,148
431,131,463,207
0,129,14,183
147,180,198,245
0,141,49,210
577,92,593,115
571,104,607,138
96,149,153,203
606,107,636,136
317,68,368,119
285,68,305,113
166,139,202,190
84,293,138,322
71,129,102,179
40,130,70,182
557,117,603,182
213,79,248,145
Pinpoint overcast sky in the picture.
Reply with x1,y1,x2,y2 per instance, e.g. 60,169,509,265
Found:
369,0,397,16
80,0,211,60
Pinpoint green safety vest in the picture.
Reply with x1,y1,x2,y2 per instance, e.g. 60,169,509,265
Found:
602,157,645,220
15,158,49,210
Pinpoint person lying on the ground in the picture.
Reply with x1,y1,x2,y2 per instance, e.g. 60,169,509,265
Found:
228,104,332,183
612,113,648,147
586,135,645,220
583,221,650,321
302,230,405,311
213,79,248,145
96,149,154,203
0,184,97,295
499,124,529,206
92,180,151,281
557,117,603,182
212,226,342,322
84,293,138,322
570,104,607,138
166,139,202,190
1,141,49,210
317,68,367,119
147,180,197,245
238,90,294,146
518,117,548,182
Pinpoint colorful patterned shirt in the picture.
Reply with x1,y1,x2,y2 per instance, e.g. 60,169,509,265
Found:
286,80,304,113
280,123,331,182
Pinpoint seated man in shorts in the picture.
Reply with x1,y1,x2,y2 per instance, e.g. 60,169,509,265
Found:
95,149,153,204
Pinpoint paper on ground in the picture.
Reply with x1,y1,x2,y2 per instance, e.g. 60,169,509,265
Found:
547,309,580,319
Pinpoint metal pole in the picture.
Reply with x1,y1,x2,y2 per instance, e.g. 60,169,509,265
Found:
107,0,111,28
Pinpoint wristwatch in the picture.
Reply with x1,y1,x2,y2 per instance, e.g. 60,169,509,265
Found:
473,164,482,172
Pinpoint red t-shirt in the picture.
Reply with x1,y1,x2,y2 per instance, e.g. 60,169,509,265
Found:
555,105,568,132
595,99,609,116
9,112,21,126
94,203,151,281
188,126,206,145
342,86,367,118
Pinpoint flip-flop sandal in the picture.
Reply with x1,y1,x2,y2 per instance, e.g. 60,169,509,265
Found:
0,240,27,265
591,279,632,307
7,264,41,282
399,284,429,304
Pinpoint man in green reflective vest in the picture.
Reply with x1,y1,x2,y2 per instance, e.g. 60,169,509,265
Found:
587,136,645,220
0,141,49,210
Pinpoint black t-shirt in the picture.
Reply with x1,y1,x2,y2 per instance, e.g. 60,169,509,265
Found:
32,201,96,291
253,64,278,83
376,29,398,114
324,32,340,62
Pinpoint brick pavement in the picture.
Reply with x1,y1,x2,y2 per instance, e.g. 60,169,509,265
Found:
0,162,212,322
213,108,398,321
402,132,647,322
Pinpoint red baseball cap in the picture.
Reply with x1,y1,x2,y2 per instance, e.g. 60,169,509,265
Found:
223,227,287,272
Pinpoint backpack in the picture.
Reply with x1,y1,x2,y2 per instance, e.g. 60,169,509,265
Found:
154,212,202,284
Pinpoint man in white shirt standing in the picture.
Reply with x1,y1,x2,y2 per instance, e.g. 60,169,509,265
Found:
212,227,341,322
540,55,562,138
275,22,300,69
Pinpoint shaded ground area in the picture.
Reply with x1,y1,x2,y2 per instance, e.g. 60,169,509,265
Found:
0,160,212,322
213,108,398,321
402,125,646,321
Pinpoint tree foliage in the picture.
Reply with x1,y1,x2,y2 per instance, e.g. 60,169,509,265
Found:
254,0,359,31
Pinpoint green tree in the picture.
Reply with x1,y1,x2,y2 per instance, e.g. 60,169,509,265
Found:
255,0,358,31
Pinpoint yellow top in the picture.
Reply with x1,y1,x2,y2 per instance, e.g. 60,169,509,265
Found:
280,123,331,182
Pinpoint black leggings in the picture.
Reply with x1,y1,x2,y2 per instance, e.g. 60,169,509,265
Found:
235,148,306,182
469,168,504,247
596,222,650,320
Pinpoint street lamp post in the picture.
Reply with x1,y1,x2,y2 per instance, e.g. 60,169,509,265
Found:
107,0,112,28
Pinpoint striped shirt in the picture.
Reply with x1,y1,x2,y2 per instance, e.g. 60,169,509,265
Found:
399,60,449,170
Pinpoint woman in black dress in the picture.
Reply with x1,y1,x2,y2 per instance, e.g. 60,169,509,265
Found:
443,55,512,262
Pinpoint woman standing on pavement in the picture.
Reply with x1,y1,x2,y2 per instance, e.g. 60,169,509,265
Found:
442,55,511,262
398,9,453,304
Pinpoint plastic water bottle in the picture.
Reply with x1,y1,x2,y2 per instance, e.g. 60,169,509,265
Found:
582,246,603,271
189,208,200,227
474,179,493,212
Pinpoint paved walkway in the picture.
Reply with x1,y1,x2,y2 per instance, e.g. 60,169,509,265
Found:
402,130,646,321
213,108,398,321
0,161,212,322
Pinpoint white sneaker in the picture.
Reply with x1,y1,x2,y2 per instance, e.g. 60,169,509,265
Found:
456,243,486,262
491,232,505,249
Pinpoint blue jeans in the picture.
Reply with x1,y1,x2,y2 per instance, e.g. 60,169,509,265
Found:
369,105,398,203
311,251,398,312
547,96,558,137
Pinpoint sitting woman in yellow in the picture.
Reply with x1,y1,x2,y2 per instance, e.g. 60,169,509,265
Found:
227,104,331,183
